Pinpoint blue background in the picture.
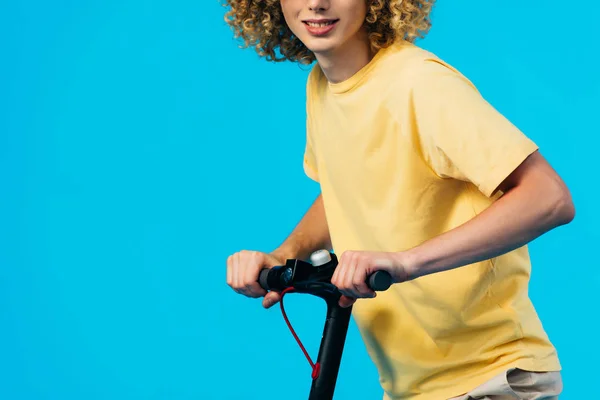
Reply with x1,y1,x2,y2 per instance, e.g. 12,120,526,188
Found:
1,1,598,399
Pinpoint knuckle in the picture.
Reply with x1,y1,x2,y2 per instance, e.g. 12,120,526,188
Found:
253,251,264,263
240,250,250,257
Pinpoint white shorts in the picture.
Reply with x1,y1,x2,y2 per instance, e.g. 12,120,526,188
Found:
448,368,563,399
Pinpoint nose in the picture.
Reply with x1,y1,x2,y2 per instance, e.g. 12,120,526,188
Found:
307,0,329,11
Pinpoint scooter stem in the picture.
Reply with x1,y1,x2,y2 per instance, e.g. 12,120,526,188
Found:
307,294,353,400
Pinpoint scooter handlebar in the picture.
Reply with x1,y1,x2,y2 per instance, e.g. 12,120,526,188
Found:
258,251,393,293
367,270,393,291
258,268,271,291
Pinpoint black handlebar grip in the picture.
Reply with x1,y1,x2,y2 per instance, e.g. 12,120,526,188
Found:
258,268,270,290
367,271,393,291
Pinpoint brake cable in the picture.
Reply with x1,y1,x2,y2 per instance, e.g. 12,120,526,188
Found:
279,287,322,380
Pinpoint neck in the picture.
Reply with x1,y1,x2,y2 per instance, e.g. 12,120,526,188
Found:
314,31,375,84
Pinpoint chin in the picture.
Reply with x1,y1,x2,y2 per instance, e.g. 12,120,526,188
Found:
303,41,337,56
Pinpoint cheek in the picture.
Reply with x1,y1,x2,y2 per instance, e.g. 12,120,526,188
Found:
345,5,369,30
279,2,300,32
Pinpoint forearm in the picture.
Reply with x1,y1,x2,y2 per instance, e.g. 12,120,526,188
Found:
272,193,332,261
405,177,575,279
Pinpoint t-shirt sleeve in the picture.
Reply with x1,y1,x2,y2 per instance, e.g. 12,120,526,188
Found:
303,69,320,182
408,59,539,197
303,122,319,182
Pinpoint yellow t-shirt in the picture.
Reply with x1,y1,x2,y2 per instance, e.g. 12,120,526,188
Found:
303,41,560,399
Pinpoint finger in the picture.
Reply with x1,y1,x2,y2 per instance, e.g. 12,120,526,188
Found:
262,291,281,309
342,258,360,298
339,295,356,308
331,256,341,285
343,252,365,298
226,255,233,287
232,252,242,294
352,264,375,298
332,252,349,289
333,263,349,294
244,253,265,298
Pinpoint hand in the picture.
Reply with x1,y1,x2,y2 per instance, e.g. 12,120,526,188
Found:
226,250,286,308
331,250,411,308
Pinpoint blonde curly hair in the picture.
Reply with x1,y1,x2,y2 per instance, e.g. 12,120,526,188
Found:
222,0,436,65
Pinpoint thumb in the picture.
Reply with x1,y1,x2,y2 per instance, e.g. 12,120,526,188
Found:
338,295,356,308
262,291,281,309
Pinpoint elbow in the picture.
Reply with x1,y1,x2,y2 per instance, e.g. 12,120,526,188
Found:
553,189,575,226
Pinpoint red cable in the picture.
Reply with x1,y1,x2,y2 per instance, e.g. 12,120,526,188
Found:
279,287,321,380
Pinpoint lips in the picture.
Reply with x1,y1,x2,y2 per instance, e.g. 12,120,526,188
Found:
302,19,339,36
303,19,339,27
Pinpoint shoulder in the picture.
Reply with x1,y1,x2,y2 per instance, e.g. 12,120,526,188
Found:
382,42,477,93
378,43,483,115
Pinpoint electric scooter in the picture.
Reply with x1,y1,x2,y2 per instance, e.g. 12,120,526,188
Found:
258,249,392,400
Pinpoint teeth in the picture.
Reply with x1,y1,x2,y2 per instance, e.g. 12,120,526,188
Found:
307,21,334,27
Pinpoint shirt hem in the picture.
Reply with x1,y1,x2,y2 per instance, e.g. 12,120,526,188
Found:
479,141,539,198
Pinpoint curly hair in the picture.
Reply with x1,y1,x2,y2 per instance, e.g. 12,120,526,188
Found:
222,0,436,65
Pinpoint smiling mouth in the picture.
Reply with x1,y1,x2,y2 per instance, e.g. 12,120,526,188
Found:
303,19,339,27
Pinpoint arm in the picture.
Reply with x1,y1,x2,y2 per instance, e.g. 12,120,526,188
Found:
271,193,332,262
402,150,575,279
331,151,575,307
227,192,331,308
